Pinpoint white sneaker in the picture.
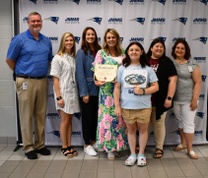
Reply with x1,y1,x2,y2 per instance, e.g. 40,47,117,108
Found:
125,155,137,166
84,145,97,156
92,143,104,152
137,155,147,167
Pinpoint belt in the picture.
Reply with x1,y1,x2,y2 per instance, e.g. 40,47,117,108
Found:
16,74,46,79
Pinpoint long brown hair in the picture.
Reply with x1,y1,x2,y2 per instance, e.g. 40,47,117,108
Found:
81,27,101,54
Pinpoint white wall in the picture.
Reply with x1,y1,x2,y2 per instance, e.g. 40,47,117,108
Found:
0,0,16,143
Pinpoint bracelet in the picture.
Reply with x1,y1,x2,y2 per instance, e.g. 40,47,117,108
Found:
142,88,145,95
56,96,62,101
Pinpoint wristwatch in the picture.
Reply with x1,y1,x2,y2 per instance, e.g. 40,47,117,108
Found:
56,96,62,101
142,88,145,95
167,96,172,100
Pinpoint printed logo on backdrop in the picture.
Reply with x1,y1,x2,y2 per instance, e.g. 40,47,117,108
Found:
196,112,204,119
170,130,180,135
47,130,81,138
129,37,144,43
199,94,205,100
48,93,54,99
129,0,144,5
194,130,203,136
48,131,60,138
44,16,59,24
172,0,186,5
109,0,123,5
65,17,80,24
130,17,145,25
49,36,58,43
151,18,165,24
65,0,80,5
156,37,166,42
194,0,208,5
152,0,166,5
193,37,207,44
43,0,58,4
74,113,81,120
193,18,207,24
120,37,124,44
193,57,206,63
22,17,28,23
74,36,81,44
108,18,123,24
201,75,206,82
173,17,188,25
87,0,102,4
29,0,37,4
72,131,82,137
172,37,186,43
98,37,101,44
169,112,175,119
46,113,59,119
87,17,102,24
47,130,82,138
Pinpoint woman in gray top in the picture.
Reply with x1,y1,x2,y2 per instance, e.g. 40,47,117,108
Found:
171,39,201,159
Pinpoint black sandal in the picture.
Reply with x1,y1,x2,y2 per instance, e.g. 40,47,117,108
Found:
61,147,73,158
153,148,164,159
68,146,78,156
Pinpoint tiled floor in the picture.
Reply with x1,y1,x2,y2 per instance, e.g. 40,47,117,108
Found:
1,145,208,178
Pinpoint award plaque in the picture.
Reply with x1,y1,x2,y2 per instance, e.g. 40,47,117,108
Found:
95,64,117,82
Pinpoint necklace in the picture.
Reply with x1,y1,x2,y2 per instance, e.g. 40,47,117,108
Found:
176,59,187,64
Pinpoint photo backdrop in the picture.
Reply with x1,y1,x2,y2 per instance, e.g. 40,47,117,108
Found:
18,0,208,146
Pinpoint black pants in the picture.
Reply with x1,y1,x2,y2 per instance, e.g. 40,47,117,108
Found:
80,96,98,145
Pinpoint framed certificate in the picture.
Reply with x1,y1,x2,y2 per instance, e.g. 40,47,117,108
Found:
123,70,147,88
95,64,117,82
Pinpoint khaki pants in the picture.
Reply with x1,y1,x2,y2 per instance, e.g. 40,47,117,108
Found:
150,107,167,150
16,77,48,153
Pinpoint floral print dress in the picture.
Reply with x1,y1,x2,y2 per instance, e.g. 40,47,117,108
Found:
93,49,129,152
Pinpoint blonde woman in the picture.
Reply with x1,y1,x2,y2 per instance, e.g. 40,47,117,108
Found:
50,32,80,157
93,28,129,160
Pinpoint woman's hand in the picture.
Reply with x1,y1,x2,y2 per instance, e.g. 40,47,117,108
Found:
190,99,198,111
164,99,172,108
133,85,143,95
83,95,89,103
115,106,122,117
57,99,65,108
95,80,106,86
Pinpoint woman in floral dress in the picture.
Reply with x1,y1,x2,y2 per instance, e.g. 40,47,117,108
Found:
93,28,129,160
